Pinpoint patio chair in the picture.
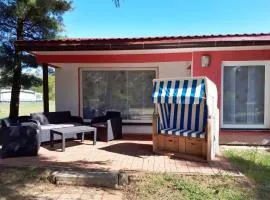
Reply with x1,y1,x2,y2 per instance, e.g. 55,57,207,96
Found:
1,116,39,129
0,125,40,158
91,111,122,142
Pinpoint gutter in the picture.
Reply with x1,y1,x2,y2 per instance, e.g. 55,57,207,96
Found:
14,40,270,52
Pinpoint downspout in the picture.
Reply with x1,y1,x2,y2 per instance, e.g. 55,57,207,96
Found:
191,51,194,77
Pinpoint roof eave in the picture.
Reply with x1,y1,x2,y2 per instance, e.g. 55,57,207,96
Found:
14,40,270,52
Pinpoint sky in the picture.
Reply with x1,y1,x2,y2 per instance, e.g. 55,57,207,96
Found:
62,0,270,38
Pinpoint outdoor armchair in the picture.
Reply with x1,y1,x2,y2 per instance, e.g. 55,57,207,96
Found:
0,125,40,158
91,111,122,142
1,116,39,129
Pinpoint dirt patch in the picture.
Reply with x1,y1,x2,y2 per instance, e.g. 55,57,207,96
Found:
0,166,122,200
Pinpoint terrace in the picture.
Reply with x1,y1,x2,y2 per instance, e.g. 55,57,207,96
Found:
0,135,238,175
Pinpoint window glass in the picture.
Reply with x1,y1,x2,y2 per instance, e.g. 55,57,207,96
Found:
223,66,265,126
82,70,155,121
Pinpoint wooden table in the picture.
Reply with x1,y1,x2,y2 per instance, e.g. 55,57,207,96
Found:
50,126,97,152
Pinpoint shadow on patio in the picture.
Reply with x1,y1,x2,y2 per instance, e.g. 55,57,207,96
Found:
99,142,153,158
41,140,87,152
0,167,56,200
0,154,113,172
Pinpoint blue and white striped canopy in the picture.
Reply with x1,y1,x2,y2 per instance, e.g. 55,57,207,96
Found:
152,78,206,104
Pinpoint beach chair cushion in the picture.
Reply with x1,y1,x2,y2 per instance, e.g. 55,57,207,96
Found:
157,100,207,131
160,128,205,138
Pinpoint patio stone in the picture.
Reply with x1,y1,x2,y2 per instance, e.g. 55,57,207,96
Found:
118,170,129,186
51,170,120,188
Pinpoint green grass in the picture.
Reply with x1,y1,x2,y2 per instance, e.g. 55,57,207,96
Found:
0,101,55,118
224,149,270,200
124,173,254,200
125,149,270,200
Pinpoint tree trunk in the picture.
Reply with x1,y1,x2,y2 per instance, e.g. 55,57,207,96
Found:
42,63,49,113
9,50,22,119
9,20,23,119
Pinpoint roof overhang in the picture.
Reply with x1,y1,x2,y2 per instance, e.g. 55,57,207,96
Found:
14,33,270,67
15,33,270,52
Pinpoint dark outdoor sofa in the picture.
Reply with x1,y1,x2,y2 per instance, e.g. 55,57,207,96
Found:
1,111,84,143
29,111,84,143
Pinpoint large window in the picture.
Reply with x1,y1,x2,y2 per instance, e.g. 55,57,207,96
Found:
223,65,266,128
82,69,156,122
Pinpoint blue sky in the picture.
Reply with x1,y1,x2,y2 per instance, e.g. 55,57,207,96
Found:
62,0,270,38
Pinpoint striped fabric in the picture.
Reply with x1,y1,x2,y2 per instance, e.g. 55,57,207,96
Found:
152,78,206,104
160,128,205,138
153,78,208,139
157,100,208,138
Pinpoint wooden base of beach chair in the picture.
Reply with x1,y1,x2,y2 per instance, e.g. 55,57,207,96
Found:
152,134,208,161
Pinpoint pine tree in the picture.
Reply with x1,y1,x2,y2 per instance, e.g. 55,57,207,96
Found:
0,0,72,119
0,0,121,119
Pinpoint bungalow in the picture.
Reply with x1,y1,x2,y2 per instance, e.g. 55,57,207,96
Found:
15,33,270,145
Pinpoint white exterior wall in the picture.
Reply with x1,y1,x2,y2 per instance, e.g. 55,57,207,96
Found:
54,61,191,134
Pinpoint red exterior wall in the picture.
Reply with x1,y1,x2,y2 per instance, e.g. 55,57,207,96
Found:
192,49,270,145
37,52,192,64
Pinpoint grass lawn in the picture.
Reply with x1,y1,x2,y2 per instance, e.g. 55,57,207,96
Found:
223,148,270,200
124,173,254,200
0,101,55,118
124,149,270,200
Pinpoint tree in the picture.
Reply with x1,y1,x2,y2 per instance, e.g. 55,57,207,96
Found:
32,74,55,100
113,0,120,7
48,75,55,100
0,0,72,119
0,42,42,89
0,0,120,119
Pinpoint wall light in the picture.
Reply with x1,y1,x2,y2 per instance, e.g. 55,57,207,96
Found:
201,55,211,67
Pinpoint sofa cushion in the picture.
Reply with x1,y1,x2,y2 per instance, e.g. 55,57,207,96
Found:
40,124,75,130
30,113,49,125
45,111,71,124
31,111,72,125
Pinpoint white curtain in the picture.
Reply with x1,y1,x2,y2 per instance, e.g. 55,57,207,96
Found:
82,70,155,121
223,66,265,125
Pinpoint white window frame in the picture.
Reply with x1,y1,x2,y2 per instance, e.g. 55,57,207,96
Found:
79,67,158,123
221,61,270,129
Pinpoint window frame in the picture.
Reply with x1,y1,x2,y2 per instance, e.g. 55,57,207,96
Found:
221,61,270,129
79,67,158,123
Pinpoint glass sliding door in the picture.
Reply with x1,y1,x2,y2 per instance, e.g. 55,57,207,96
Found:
223,65,265,128
82,69,156,122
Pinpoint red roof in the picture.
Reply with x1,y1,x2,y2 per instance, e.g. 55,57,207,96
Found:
15,33,270,51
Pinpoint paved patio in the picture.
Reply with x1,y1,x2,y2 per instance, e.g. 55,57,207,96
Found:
0,135,239,176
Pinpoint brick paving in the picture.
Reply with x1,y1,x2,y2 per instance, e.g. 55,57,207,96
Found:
0,135,240,176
